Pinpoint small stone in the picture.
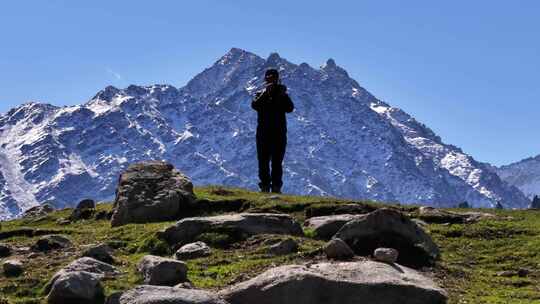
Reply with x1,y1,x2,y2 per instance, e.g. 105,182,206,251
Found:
3,259,23,277
174,241,211,260
76,199,96,209
94,210,111,221
268,239,299,255
27,252,40,259
324,238,354,260
56,218,71,225
174,281,195,289
137,255,188,286
373,248,399,263
518,268,531,277
497,270,516,277
0,244,12,258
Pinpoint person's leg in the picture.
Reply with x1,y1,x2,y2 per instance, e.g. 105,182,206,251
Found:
270,136,287,193
256,134,271,192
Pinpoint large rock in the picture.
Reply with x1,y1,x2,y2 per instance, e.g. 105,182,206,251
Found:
334,208,440,268
220,261,447,304
47,271,105,304
174,241,212,260
114,285,229,304
304,214,362,239
137,255,188,286
110,161,196,227
47,257,120,285
45,257,119,304
160,213,304,247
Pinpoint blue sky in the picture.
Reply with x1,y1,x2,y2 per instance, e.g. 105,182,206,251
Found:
1,0,539,166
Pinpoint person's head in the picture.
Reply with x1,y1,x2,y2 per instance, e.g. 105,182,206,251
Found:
264,69,279,85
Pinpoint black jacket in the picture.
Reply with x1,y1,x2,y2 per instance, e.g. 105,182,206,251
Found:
251,84,294,137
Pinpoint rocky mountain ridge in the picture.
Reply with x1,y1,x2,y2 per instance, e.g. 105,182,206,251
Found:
0,48,530,219
495,154,540,201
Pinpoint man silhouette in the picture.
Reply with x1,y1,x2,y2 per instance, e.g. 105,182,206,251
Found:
251,68,294,193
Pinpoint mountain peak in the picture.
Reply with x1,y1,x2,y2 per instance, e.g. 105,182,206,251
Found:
321,58,349,78
92,85,120,101
217,48,260,66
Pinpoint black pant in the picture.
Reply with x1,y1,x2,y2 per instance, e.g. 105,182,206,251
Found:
256,133,287,190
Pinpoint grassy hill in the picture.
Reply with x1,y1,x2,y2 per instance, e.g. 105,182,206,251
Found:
0,186,539,304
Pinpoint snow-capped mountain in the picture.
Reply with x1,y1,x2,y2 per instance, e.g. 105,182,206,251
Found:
495,155,540,201
0,48,529,219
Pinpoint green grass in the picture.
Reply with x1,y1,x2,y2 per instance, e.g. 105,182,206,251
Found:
0,185,539,303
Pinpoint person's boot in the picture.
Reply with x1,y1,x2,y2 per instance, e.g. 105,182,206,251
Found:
259,183,271,193
271,186,281,194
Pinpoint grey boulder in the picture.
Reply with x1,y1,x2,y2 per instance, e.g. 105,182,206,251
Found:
335,208,440,267
304,214,361,239
137,255,188,286
174,241,212,260
114,285,229,304
46,257,120,286
160,213,303,246
220,261,447,304
110,161,196,227
47,271,105,304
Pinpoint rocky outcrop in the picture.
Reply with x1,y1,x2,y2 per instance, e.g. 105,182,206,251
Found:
160,213,303,247
220,261,447,304
137,255,188,286
304,214,362,239
113,286,229,304
174,242,211,260
335,208,439,268
110,161,196,227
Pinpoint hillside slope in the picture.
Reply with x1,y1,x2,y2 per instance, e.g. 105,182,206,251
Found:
0,187,538,303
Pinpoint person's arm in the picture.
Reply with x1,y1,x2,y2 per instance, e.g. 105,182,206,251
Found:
282,93,294,113
251,91,266,111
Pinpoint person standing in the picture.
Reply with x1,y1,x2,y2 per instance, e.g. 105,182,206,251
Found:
251,68,294,193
